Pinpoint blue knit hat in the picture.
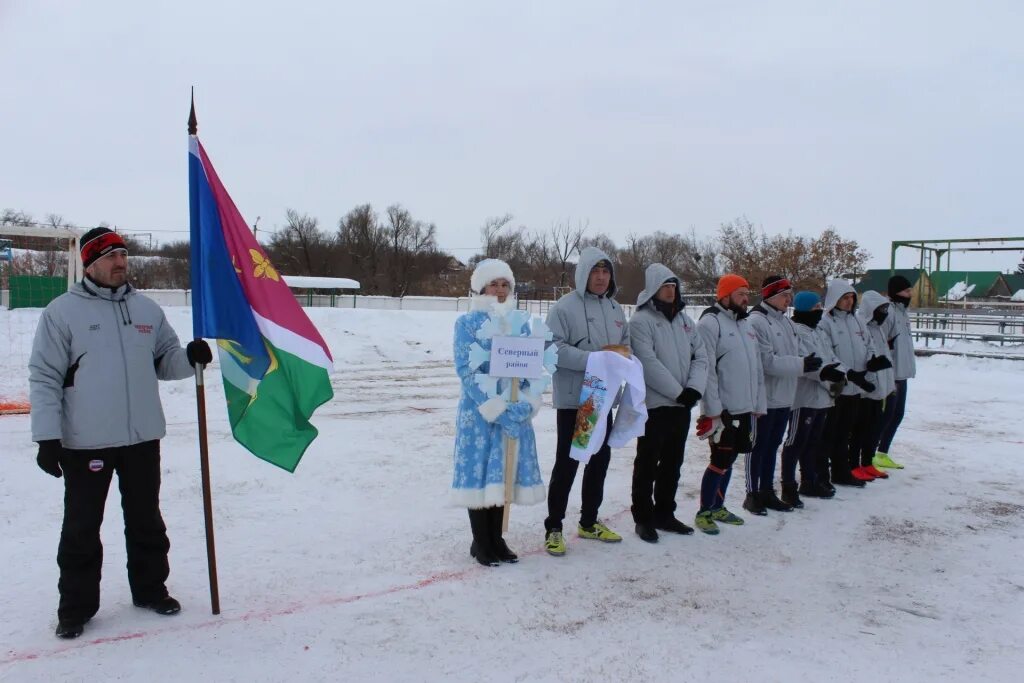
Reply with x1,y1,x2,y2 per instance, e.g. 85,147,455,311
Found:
793,291,821,312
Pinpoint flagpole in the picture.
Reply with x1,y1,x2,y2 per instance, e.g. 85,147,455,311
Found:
190,91,221,615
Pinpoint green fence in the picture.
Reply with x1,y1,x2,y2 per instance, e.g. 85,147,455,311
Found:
8,275,67,309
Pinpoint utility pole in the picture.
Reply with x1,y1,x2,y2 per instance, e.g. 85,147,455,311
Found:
253,216,261,240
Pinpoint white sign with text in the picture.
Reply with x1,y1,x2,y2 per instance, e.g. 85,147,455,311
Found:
489,336,546,379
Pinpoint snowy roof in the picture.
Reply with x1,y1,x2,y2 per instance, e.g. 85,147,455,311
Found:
929,271,1005,299
282,275,360,290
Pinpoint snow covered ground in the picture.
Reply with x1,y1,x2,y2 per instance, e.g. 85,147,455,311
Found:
1,306,1022,682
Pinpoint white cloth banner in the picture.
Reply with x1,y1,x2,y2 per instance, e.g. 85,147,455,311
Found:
569,351,648,464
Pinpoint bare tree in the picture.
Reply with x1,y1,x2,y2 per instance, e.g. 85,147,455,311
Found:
383,204,438,296
337,204,387,293
265,209,331,276
545,219,587,287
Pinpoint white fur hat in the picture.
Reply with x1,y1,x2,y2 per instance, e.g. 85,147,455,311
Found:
470,258,515,294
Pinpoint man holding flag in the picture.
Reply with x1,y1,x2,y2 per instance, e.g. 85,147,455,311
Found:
29,227,213,640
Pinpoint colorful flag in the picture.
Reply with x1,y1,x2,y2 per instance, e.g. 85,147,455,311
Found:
189,136,334,471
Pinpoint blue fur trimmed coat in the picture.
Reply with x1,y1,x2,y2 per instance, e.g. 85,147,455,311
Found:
450,297,546,509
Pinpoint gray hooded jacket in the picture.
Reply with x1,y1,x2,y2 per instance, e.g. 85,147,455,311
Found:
546,246,629,409
818,279,874,397
792,319,846,410
628,264,708,409
749,300,805,409
857,290,897,400
884,299,917,380
29,280,194,449
697,303,766,417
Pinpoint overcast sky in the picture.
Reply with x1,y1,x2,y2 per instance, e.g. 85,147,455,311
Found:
2,1,1022,271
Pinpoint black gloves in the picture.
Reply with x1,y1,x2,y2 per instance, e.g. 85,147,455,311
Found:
186,339,213,367
36,440,63,478
866,355,893,372
677,388,702,409
802,353,823,373
819,363,845,383
847,370,876,394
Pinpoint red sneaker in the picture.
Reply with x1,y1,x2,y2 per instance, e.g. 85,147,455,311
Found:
864,465,889,479
851,466,876,481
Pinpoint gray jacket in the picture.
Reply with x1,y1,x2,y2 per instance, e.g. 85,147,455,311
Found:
628,264,708,409
697,303,766,417
857,290,897,400
818,279,874,397
884,300,917,380
29,280,194,449
749,301,804,409
546,246,629,409
792,320,846,410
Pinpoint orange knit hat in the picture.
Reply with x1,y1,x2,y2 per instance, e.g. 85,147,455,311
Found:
716,274,749,301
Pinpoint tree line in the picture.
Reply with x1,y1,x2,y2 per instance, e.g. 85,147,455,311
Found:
3,206,870,301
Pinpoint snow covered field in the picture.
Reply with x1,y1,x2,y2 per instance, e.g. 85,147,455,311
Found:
1,306,1022,682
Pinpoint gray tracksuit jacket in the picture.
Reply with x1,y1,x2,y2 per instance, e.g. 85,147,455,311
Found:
29,280,194,449
628,264,709,410
884,300,917,380
792,320,846,410
697,303,766,417
749,301,805,409
818,280,874,398
857,290,897,400
546,246,630,410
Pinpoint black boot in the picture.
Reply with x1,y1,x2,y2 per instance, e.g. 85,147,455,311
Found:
799,480,835,499
635,523,659,543
488,506,518,563
780,482,803,509
742,492,767,516
654,516,695,535
133,596,181,615
832,471,866,488
468,509,500,567
759,490,794,512
55,619,85,639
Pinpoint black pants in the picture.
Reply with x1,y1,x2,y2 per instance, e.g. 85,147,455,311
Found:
545,409,613,531
853,397,884,468
631,406,691,525
877,380,908,453
824,395,860,478
781,407,828,485
57,440,170,623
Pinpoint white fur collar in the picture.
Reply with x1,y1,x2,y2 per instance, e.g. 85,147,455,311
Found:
470,294,518,315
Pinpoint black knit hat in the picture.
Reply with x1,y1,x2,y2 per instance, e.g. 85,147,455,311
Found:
80,227,128,269
888,275,912,297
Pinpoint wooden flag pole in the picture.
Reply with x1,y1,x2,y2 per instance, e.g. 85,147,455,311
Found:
501,380,519,533
194,356,221,615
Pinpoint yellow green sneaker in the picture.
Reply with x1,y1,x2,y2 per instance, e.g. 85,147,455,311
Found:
545,530,566,556
695,510,719,535
873,452,904,469
710,507,744,525
577,521,622,543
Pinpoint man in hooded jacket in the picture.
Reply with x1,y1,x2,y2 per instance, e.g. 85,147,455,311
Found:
542,246,630,555
628,264,708,542
854,291,896,481
29,227,212,639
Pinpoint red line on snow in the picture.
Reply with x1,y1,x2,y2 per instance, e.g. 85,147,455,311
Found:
1,509,630,666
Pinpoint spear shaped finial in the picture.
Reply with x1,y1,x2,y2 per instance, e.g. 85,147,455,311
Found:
188,86,198,135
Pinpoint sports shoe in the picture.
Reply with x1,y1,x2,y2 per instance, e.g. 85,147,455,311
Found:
133,596,181,616
578,521,622,542
873,452,904,469
864,464,889,479
55,619,85,639
742,492,767,516
710,507,744,525
545,530,566,556
654,516,695,535
694,511,719,535
851,466,876,482
635,523,659,543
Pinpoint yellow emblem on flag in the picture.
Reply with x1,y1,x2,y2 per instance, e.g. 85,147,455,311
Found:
218,339,253,365
250,249,280,281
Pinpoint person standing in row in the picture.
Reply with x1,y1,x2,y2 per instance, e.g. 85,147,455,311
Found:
693,274,766,535
780,291,848,504
29,227,212,640
450,259,546,567
628,264,708,542
853,291,896,481
818,280,877,488
543,247,629,556
744,275,822,515
875,275,916,469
